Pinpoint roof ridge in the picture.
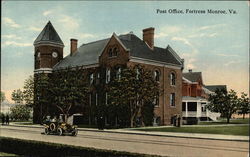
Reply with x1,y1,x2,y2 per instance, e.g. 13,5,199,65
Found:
79,38,109,47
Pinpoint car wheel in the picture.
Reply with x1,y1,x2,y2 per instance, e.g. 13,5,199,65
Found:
72,128,78,136
44,128,49,135
57,128,63,136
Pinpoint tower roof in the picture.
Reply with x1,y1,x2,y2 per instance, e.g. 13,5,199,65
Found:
34,21,64,46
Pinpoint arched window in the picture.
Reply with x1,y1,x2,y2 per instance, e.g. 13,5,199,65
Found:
170,93,175,107
108,48,112,57
154,70,160,82
106,68,110,83
153,92,159,107
113,47,118,56
170,73,176,85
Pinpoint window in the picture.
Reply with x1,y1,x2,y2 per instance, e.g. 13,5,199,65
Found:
136,68,140,80
187,102,197,111
153,93,159,107
108,48,112,57
108,47,119,57
154,70,160,82
116,67,121,80
170,93,175,107
201,103,206,112
113,47,118,56
96,93,98,106
170,73,176,85
182,102,186,111
90,73,94,84
106,68,110,83
105,92,108,105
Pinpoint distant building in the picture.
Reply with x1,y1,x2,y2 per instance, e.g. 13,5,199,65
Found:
33,21,184,125
182,69,226,124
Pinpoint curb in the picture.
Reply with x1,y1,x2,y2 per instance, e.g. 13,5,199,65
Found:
6,124,249,142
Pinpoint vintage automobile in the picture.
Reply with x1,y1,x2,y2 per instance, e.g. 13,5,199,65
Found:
44,122,78,136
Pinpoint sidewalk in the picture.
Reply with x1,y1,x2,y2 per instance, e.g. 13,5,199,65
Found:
6,122,249,142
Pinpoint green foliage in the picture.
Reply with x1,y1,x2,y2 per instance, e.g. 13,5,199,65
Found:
49,67,89,121
207,89,239,123
10,105,31,121
0,91,6,102
0,137,161,157
23,75,34,107
238,92,250,119
108,66,159,127
11,89,24,104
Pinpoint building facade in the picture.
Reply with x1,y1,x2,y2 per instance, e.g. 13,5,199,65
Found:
33,21,184,125
182,70,226,124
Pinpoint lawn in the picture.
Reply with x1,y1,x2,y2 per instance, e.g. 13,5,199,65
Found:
0,152,18,156
198,118,249,125
136,125,249,136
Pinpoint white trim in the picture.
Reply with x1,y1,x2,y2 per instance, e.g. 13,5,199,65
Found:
34,68,52,74
34,42,64,48
182,77,198,84
130,57,182,69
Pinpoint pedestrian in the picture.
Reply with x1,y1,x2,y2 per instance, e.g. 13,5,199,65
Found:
6,115,9,125
2,114,5,125
177,115,181,127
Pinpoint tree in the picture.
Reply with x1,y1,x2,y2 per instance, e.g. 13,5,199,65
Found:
10,105,31,121
11,89,24,104
238,92,250,119
49,67,89,123
1,91,6,103
108,66,160,127
207,89,239,123
23,75,34,107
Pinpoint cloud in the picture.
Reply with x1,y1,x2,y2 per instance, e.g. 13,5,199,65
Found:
224,60,240,66
43,10,53,16
78,33,96,39
188,32,218,38
3,17,21,28
2,41,32,47
58,15,79,30
2,34,22,40
216,53,239,57
29,26,42,32
155,26,181,38
171,37,192,47
198,24,226,31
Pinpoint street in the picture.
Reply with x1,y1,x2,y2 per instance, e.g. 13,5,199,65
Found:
0,125,249,157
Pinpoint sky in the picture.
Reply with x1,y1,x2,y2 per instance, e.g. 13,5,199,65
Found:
1,1,249,102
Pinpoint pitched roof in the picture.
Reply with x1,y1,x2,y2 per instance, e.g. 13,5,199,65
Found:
183,72,202,83
34,21,64,46
54,33,183,70
204,85,227,92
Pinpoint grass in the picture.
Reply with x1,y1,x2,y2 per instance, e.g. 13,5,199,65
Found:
198,118,249,125
136,125,249,136
0,152,18,156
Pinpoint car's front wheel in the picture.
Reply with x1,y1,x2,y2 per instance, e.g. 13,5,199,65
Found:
57,128,63,136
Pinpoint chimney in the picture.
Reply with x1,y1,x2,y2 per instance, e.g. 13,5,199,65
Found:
70,39,78,56
143,27,155,49
189,69,192,73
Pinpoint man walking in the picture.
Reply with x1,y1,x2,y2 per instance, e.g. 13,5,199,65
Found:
6,115,9,125
1,114,5,125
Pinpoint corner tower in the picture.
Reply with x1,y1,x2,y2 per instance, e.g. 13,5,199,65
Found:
34,21,64,73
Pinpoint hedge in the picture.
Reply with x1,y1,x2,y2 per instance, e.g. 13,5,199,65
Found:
0,137,163,157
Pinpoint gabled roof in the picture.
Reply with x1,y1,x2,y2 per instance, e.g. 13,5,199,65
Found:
53,33,182,70
34,21,64,46
204,85,227,92
183,72,202,83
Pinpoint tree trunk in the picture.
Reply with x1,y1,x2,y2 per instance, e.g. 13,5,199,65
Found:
243,114,245,119
227,116,230,123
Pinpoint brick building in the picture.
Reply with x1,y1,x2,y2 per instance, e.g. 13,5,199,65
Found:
33,21,184,125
